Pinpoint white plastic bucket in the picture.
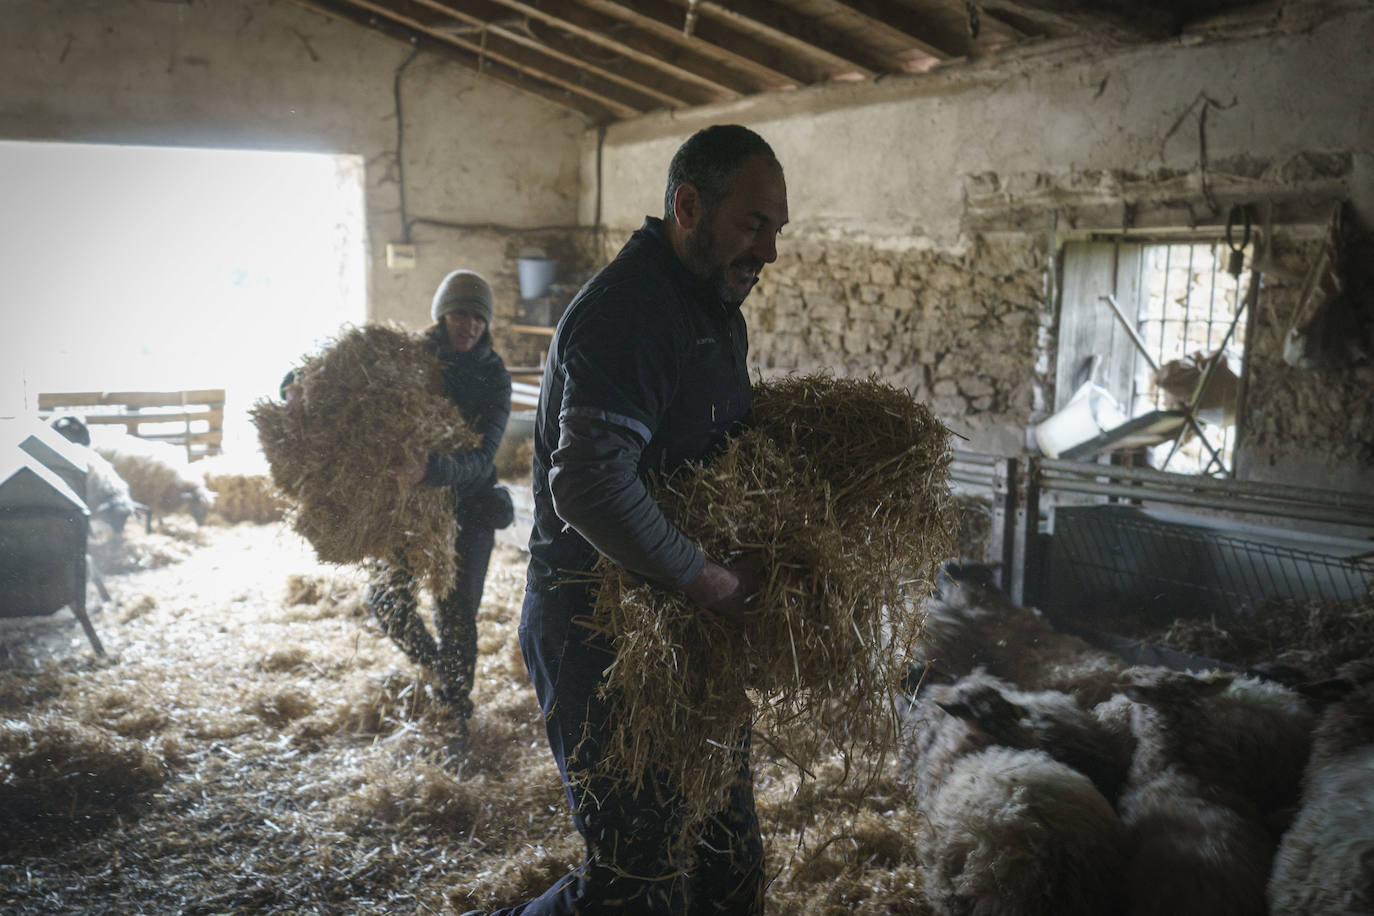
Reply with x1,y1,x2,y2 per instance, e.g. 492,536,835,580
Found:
1034,381,1127,459
518,257,557,299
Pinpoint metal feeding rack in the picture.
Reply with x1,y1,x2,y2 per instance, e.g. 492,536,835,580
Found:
1046,504,1373,624
948,451,1374,628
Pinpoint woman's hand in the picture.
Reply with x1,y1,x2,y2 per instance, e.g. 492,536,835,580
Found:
393,449,428,486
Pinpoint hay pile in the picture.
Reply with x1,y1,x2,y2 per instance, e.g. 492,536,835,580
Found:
251,325,479,592
198,454,288,524
589,374,958,824
0,517,944,913
1149,591,1374,678
88,514,206,573
0,713,168,855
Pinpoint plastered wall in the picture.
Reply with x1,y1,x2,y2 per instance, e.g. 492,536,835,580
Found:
0,0,588,334
582,5,1374,485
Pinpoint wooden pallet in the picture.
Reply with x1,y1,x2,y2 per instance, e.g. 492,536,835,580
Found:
38,389,225,461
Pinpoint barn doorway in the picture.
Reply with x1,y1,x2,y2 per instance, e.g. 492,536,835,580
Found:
0,141,368,455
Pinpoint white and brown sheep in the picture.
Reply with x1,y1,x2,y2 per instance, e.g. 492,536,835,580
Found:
1267,657,1374,915
914,562,1128,708
1114,667,1316,916
915,745,1129,916
906,670,1134,807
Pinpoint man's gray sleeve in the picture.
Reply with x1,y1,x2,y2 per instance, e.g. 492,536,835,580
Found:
547,415,705,590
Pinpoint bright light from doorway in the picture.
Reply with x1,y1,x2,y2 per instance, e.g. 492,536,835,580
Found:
0,141,367,455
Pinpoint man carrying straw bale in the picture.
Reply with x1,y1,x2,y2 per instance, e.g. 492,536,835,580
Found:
477,125,787,916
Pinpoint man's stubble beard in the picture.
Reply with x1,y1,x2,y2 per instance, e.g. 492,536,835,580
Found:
684,212,758,307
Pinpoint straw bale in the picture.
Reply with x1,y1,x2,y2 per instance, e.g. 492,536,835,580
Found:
588,373,957,828
204,470,288,524
252,324,480,593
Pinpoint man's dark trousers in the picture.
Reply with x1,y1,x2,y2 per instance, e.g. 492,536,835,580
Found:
496,584,764,915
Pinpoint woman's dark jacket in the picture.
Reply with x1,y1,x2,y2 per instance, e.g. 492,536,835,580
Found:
421,324,512,524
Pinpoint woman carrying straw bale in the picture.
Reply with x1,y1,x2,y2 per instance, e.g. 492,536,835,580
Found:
371,271,512,746
271,271,512,749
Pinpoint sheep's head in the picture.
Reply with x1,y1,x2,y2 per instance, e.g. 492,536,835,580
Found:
1121,668,1234,710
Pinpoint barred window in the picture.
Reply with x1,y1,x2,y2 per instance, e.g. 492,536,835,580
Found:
1055,236,1253,475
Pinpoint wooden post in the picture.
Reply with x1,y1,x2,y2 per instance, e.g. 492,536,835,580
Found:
1010,457,1041,608
991,457,1017,594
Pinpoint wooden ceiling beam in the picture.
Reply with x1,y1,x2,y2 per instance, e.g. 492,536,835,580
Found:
693,0,881,78
479,0,758,100
824,0,964,59
412,0,721,107
303,0,657,117
397,0,699,109
289,0,616,118
582,0,819,89
976,0,1176,41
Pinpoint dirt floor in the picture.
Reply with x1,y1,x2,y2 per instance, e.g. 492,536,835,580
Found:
0,512,928,914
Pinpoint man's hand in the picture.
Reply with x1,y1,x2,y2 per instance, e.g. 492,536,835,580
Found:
682,555,765,619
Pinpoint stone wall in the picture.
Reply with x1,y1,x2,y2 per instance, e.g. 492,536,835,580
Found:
744,235,1046,455
1236,233,1374,493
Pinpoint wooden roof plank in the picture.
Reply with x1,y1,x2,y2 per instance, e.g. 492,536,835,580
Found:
583,0,819,88
412,0,713,106
695,0,882,77
303,0,652,116
480,0,754,99
289,0,616,118
822,0,963,59
362,0,669,111
977,0,1176,41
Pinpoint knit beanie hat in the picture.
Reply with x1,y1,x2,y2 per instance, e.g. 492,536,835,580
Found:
431,269,494,324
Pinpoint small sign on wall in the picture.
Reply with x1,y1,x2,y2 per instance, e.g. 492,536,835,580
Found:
386,243,417,270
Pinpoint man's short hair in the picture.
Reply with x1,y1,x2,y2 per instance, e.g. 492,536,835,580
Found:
663,124,777,222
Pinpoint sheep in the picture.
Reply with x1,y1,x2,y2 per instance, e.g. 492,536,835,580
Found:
1114,667,1310,916
1267,657,1374,915
915,745,1129,916
906,670,1134,807
1117,764,1275,916
49,418,143,535
86,427,214,527
83,449,144,535
914,561,1128,707
1120,667,1316,831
